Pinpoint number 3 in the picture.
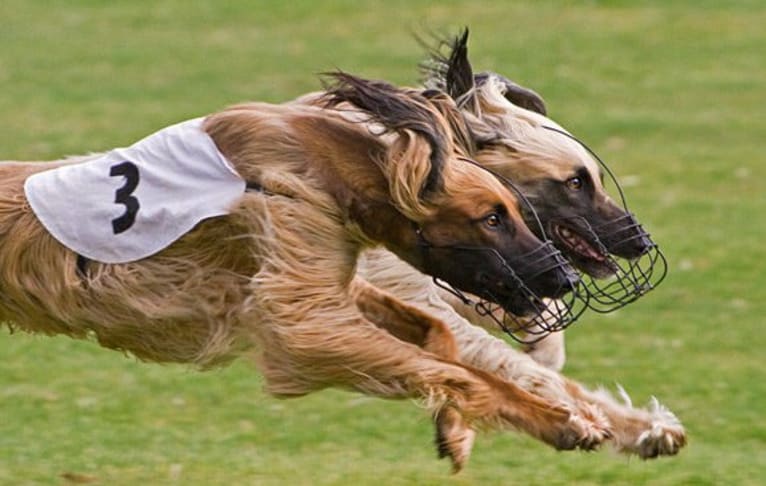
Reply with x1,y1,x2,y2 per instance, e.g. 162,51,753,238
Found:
109,161,140,234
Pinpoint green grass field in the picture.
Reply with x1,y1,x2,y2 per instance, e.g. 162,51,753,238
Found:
1,1,764,484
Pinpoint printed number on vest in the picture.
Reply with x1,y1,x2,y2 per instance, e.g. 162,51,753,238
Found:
109,161,140,234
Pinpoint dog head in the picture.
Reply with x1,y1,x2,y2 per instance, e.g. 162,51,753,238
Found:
322,72,581,318
473,102,653,279
410,156,580,317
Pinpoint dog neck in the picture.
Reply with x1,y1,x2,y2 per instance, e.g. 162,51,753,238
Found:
203,105,425,264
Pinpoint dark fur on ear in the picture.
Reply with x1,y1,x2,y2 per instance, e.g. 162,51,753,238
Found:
419,28,479,113
420,28,548,116
474,72,548,116
321,71,445,196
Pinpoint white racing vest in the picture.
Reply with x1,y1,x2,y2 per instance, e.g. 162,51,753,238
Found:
24,118,246,263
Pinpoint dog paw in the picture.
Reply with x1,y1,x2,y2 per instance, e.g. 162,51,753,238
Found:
568,407,613,451
434,407,476,473
552,404,612,451
634,398,686,459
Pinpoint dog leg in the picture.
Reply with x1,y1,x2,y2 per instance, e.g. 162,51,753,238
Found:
348,279,611,470
564,382,686,459
434,406,476,473
355,251,680,458
351,277,458,359
358,249,568,371
351,278,473,471
438,318,683,458
445,293,568,371
256,310,609,464
522,331,566,372
458,336,683,458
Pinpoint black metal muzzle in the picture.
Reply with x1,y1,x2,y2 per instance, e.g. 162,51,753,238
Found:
541,126,668,313
577,213,667,312
423,158,593,342
417,232,589,344
432,260,589,345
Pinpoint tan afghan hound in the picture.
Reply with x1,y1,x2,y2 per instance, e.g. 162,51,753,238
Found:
1,74,615,472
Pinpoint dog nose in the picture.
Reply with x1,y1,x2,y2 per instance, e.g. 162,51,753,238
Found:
611,233,653,258
559,270,580,292
550,267,580,297
636,234,654,255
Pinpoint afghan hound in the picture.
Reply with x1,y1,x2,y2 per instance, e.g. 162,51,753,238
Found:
1,73,616,472
419,30,668,367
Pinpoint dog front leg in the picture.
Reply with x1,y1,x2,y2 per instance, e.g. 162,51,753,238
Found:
349,279,614,470
350,277,473,471
254,311,608,471
563,380,687,459
446,325,684,459
440,289,567,371
350,277,459,360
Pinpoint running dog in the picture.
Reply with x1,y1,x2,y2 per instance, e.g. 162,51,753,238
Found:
1,74,613,472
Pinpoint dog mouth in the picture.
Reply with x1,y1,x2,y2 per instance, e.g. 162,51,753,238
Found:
551,223,617,278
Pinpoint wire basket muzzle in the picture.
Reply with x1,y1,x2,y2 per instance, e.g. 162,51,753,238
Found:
558,214,668,313
433,242,590,344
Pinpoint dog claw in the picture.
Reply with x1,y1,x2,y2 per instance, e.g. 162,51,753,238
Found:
628,398,687,459
635,422,686,459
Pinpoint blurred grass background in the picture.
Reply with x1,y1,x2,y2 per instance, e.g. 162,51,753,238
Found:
0,1,764,484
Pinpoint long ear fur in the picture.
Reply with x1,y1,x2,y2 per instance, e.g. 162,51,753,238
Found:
322,72,446,199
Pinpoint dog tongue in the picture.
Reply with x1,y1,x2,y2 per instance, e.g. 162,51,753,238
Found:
575,241,607,262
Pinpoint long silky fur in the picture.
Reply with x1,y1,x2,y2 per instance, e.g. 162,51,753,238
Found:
291,78,686,463
322,72,449,206
357,247,686,458
1,77,621,472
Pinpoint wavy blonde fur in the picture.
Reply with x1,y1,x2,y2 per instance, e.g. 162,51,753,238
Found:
0,83,620,472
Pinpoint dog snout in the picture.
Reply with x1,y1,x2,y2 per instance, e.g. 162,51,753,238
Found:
546,266,580,298
519,250,578,299
610,231,653,259
559,268,580,293
604,213,654,259
635,234,654,255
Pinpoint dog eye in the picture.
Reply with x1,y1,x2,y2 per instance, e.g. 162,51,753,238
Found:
484,213,501,228
566,176,583,190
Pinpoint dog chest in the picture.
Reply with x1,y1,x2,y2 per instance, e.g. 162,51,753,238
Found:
23,118,246,263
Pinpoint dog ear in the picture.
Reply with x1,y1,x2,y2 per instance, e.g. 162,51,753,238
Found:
475,72,548,116
321,72,447,199
419,28,481,115
443,30,477,106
